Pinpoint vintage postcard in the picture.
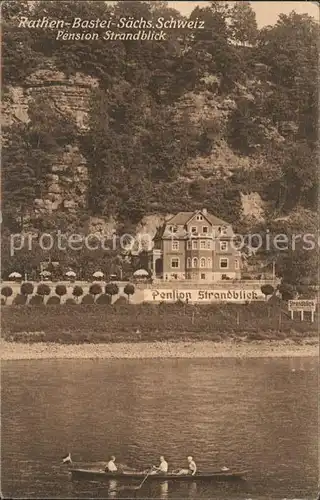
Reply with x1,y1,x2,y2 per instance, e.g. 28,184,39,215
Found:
1,1,319,499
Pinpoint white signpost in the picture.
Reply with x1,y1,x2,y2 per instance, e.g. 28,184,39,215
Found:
288,300,316,322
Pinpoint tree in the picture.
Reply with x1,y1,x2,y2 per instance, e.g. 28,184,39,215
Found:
1,286,13,304
72,285,84,302
229,1,258,46
37,284,51,297
89,283,102,299
21,282,34,297
276,246,318,286
105,283,119,299
257,13,318,142
55,284,67,301
124,283,135,302
278,283,296,301
261,284,274,299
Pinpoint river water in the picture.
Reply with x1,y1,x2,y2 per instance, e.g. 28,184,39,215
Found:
2,357,318,499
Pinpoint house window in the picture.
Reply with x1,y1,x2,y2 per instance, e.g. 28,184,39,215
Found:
200,240,206,249
187,240,192,250
220,241,228,251
219,226,227,236
192,240,197,250
172,240,179,251
220,258,229,269
235,259,239,270
191,226,197,234
201,273,206,280
200,257,206,268
196,214,203,221
171,257,180,269
187,258,191,268
202,226,208,234
206,240,211,249
207,257,212,268
192,257,198,268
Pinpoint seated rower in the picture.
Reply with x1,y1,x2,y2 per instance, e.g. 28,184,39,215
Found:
151,456,168,475
105,455,117,473
174,456,197,476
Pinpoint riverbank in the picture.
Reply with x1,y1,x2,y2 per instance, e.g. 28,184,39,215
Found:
1,338,318,360
2,303,318,345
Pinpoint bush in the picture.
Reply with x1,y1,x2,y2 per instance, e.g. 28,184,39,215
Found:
105,283,119,296
55,284,67,297
37,283,51,296
114,296,128,305
12,294,28,305
278,283,296,301
81,294,95,305
1,298,6,305
96,294,112,305
1,286,13,303
89,283,102,296
124,283,135,302
261,284,274,297
29,295,44,305
296,284,315,298
47,296,61,305
21,282,34,296
65,298,77,305
72,285,83,302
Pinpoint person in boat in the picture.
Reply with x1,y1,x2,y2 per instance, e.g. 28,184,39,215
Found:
105,456,117,473
174,456,197,476
150,456,168,475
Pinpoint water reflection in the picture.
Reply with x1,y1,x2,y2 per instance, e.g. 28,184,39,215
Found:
159,480,168,499
108,479,117,498
188,481,197,497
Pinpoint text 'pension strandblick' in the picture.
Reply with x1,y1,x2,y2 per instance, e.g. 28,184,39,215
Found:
18,16,205,30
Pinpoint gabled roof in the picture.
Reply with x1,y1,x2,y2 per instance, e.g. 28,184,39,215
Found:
166,212,195,225
166,210,229,227
205,213,229,226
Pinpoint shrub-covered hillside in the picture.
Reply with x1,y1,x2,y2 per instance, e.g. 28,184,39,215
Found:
2,1,318,283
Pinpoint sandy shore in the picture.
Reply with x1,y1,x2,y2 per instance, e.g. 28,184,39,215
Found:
0,338,318,360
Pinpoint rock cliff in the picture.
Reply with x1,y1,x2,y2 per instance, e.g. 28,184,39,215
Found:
3,68,98,216
3,68,265,229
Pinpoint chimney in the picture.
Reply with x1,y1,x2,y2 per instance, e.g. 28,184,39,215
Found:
202,208,207,215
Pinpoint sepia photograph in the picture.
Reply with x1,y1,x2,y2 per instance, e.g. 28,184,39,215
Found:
1,1,319,499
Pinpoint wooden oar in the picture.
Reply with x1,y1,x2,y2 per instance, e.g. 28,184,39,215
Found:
108,467,154,493
135,467,154,489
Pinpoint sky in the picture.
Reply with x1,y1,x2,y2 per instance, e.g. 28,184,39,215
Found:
169,1,319,26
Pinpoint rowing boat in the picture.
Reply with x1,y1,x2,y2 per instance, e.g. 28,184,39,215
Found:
70,468,247,482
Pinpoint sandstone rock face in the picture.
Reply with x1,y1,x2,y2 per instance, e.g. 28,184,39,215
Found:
240,192,266,222
4,69,98,217
135,214,174,251
3,70,98,129
34,146,89,215
84,216,118,238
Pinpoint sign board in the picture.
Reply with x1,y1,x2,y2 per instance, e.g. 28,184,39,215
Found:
288,300,316,322
288,300,316,312
144,288,265,303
